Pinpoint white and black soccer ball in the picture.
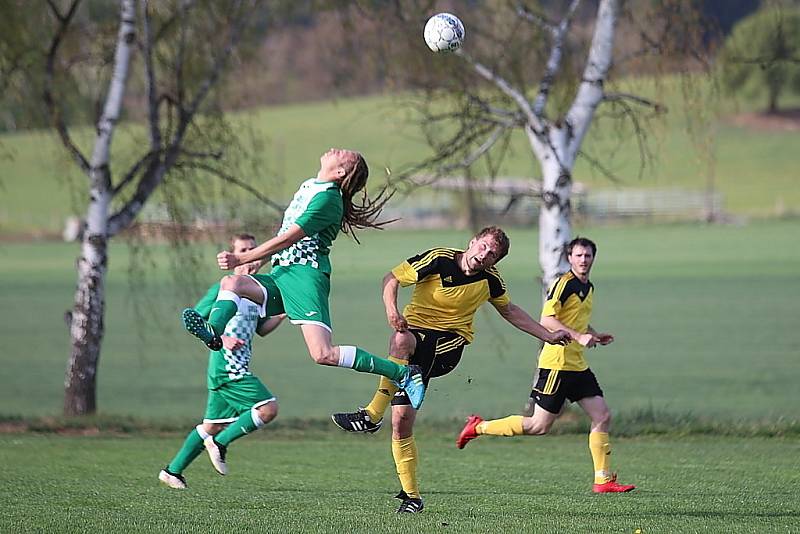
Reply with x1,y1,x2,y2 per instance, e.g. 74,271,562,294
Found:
423,13,465,52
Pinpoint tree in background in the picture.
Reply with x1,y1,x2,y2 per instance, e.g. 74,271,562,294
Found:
345,0,708,291
719,5,800,113
18,0,280,416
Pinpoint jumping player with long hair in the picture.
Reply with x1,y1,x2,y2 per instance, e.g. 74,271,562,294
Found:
181,149,425,474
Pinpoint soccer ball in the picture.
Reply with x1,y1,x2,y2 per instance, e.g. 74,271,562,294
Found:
423,13,465,52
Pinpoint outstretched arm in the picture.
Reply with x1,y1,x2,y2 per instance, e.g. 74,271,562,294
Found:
218,224,307,270
541,315,596,347
494,302,571,345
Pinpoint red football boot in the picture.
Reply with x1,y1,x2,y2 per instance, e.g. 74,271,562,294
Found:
593,473,636,493
456,415,484,449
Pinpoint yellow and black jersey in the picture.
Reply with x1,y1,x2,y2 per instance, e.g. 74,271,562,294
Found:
391,248,510,342
539,270,594,371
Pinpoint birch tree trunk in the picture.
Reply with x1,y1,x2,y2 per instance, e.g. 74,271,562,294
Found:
64,0,136,416
533,0,617,291
529,127,572,291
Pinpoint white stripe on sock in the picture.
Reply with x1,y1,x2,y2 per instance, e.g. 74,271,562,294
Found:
251,406,265,428
216,289,242,309
338,345,356,368
195,424,211,440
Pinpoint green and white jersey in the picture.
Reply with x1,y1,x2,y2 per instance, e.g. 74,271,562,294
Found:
194,283,264,389
271,178,343,274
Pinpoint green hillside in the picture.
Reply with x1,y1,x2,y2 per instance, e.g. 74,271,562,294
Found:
1,86,798,235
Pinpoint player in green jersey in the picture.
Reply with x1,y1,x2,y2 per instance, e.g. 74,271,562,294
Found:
159,234,285,489
182,148,426,409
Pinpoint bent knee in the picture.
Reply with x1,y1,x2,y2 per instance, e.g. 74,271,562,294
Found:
220,274,244,291
523,415,555,436
256,402,278,423
202,422,227,435
391,413,414,438
390,332,415,358
594,410,612,428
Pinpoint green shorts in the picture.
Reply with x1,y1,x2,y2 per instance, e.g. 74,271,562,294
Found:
268,264,332,331
246,274,285,318
203,375,275,424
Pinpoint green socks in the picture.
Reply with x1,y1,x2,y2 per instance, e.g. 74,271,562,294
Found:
215,410,261,447
208,299,238,336
167,427,205,474
339,346,406,381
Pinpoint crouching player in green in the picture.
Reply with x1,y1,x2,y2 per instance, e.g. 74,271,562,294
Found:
159,234,286,489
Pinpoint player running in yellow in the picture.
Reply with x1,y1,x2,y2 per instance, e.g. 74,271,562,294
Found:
456,236,636,493
331,227,572,512
181,148,426,410
160,234,285,489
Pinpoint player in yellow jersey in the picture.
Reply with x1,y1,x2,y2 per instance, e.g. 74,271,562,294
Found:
456,236,636,493
331,227,572,512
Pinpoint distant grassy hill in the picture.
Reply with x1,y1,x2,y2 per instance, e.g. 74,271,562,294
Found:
1,83,798,235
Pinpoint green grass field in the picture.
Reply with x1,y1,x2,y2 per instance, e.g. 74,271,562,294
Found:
2,51,799,532
2,433,798,532
2,221,799,421
2,215,799,531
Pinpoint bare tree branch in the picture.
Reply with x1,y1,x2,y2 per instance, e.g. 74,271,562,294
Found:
175,0,188,112
152,0,198,43
391,121,511,186
180,149,223,160
725,54,800,66
141,0,162,155
112,151,158,197
594,94,661,181
182,1,246,121
107,164,165,237
43,0,90,173
516,3,558,35
456,48,545,134
603,92,666,112
45,0,68,22
108,1,261,237
176,160,285,214
532,0,581,116
577,149,624,184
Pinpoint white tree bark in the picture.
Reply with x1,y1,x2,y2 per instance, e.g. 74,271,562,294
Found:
64,0,136,416
534,0,618,290
529,125,573,291
460,1,617,291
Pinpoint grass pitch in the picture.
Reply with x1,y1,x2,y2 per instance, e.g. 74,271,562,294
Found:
1,215,798,533
2,221,798,422
1,432,798,533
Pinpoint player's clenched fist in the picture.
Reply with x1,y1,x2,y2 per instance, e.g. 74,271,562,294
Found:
387,311,408,332
548,329,572,346
217,251,240,270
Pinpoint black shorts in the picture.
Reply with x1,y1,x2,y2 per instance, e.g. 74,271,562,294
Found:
529,368,604,414
391,327,468,407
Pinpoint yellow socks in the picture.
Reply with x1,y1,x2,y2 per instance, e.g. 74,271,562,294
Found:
392,436,420,498
363,356,404,422
476,415,524,436
589,431,612,483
